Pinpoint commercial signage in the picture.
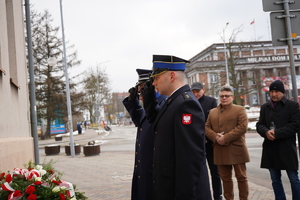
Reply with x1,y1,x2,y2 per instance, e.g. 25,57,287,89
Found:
50,124,66,134
247,55,300,63
262,75,300,91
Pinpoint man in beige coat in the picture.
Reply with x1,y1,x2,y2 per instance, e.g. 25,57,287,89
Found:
206,85,250,200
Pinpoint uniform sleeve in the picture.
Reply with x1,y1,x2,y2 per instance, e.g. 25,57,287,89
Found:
141,89,158,124
122,97,145,127
174,98,206,198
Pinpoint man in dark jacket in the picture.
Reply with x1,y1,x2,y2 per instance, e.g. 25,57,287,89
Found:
142,55,211,200
123,69,167,200
191,82,222,200
256,80,300,200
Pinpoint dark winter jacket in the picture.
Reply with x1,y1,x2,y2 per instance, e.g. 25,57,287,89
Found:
256,96,300,170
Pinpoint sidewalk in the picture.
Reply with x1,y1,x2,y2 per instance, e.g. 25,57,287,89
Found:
38,129,290,200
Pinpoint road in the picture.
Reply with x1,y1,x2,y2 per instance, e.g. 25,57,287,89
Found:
246,133,292,196
40,126,294,197
98,127,294,196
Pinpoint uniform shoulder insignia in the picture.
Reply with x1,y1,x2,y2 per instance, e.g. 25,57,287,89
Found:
183,92,190,99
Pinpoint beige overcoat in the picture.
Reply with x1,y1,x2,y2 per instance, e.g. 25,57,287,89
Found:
205,103,250,165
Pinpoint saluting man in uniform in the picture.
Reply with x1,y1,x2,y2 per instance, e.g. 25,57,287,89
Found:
142,55,212,200
123,69,167,200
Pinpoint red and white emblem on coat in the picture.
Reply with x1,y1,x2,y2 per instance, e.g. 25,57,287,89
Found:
182,114,192,125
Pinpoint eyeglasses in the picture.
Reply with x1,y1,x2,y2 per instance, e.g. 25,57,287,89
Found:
219,95,232,98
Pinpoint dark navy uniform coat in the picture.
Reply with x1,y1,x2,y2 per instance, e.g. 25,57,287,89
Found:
144,85,212,200
123,95,166,200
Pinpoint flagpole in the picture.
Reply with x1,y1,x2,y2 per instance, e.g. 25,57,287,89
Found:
254,20,256,41
250,19,256,41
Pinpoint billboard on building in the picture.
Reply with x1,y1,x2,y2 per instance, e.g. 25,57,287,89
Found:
262,76,300,91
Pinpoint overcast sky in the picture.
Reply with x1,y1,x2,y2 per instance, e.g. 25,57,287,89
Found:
29,0,270,93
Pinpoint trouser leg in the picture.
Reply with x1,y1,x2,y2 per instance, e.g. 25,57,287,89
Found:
286,170,300,200
233,163,249,200
269,168,286,200
207,153,222,200
218,165,233,200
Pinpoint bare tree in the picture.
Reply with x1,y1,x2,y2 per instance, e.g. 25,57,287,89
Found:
82,66,110,123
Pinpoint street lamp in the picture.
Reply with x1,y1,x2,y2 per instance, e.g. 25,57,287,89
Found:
223,22,230,85
46,0,75,157
47,54,75,158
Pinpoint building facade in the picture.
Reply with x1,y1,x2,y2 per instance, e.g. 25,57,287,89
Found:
185,41,300,106
0,0,34,170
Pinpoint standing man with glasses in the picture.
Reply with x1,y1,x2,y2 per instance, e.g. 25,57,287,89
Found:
206,85,249,200
256,80,300,200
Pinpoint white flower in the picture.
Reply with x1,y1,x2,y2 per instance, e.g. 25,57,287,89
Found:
39,169,47,176
34,165,43,170
70,198,76,200
35,177,42,182
60,186,66,191
52,186,60,193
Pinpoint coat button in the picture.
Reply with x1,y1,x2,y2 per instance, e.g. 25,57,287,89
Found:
138,160,140,163
153,164,155,168
155,131,157,134
138,176,140,179
140,128,142,131
136,139,138,142
135,152,137,155
219,126,222,128
153,147,155,151
153,181,155,184
135,165,137,168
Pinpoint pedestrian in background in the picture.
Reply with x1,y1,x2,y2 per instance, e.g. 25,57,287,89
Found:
256,80,300,200
206,85,249,200
142,55,211,200
191,82,222,200
123,68,166,200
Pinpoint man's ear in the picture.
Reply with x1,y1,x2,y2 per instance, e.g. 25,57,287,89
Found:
170,71,176,82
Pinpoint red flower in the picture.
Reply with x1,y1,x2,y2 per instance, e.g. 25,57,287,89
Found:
5,174,12,183
59,193,66,200
52,180,60,185
25,185,36,194
33,181,42,185
0,172,5,180
27,193,37,200
66,190,71,196
48,170,54,174
14,190,22,196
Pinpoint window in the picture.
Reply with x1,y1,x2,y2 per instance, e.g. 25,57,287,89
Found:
238,72,244,86
6,0,20,89
251,71,256,85
210,74,218,83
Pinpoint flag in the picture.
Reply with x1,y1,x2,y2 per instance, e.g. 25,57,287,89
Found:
250,20,255,25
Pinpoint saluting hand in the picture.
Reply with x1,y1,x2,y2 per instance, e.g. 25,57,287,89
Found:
142,80,155,95
128,86,138,102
